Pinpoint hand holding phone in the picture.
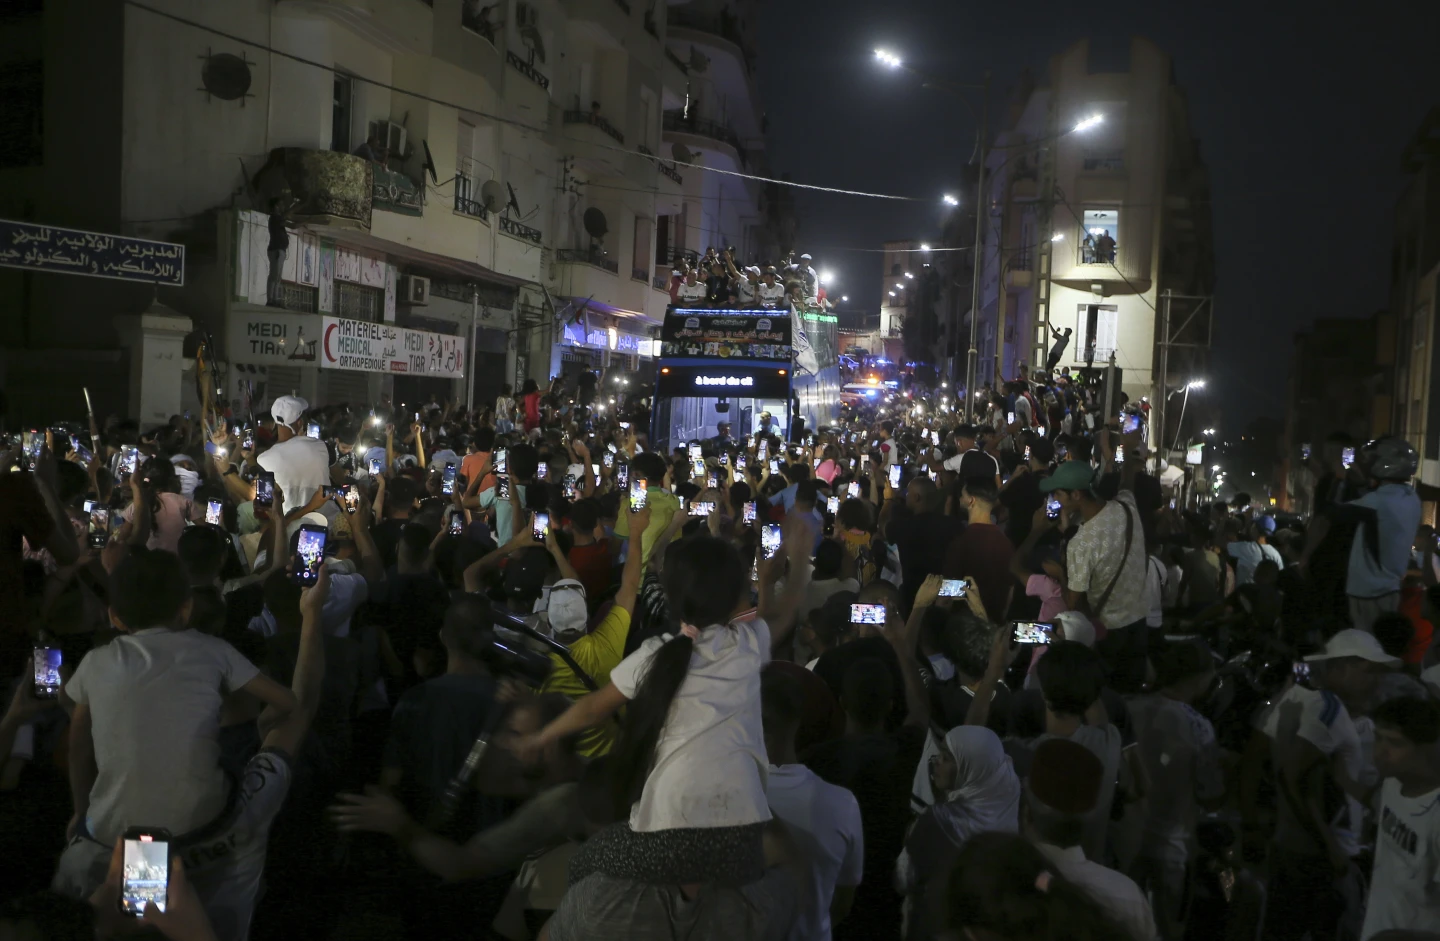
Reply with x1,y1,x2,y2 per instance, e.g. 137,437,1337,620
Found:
1010,621,1055,644
292,524,328,586
254,473,276,508
938,579,968,598
33,646,61,699
204,500,223,526
119,828,171,916
850,603,887,626
761,523,782,559
630,478,648,511
532,512,550,543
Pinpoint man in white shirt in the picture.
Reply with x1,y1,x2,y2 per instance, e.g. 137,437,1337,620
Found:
1247,629,1397,941
1225,517,1283,587
257,394,330,512
942,424,1002,489
1022,737,1157,941
761,670,863,941
1360,697,1440,940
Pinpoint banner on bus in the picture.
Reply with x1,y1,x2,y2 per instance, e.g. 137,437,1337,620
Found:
655,363,792,399
320,316,466,378
660,308,792,361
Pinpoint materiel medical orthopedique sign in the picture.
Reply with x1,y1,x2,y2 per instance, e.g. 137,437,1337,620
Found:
320,316,466,379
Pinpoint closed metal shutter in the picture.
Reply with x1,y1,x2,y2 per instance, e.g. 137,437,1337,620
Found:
264,366,304,406
322,369,371,407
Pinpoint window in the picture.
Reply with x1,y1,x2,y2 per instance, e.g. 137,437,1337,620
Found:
1075,303,1119,362
336,282,383,321
455,119,482,216
655,215,672,265
1080,209,1119,264
331,73,353,153
632,215,652,281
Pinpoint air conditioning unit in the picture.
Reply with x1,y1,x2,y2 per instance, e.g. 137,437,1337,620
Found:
516,2,539,29
402,275,430,306
368,119,408,159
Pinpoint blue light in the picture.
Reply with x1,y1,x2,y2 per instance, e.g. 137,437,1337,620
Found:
864,390,878,397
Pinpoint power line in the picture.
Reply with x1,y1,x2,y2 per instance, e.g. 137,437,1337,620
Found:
123,0,922,203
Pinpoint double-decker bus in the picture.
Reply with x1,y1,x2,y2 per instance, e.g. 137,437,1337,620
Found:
650,302,839,451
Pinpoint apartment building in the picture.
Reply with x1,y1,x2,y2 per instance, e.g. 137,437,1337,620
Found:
1386,108,1440,486
973,37,1214,422
0,0,774,425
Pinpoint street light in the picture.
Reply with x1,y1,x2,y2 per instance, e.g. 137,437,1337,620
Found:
1051,233,1065,242
904,272,914,279
874,48,903,69
1211,464,1221,472
942,194,959,206
1202,428,1216,436
1072,114,1105,133
920,243,931,251
895,283,905,290
1170,379,1206,457
820,269,835,285
888,291,897,297
841,295,849,302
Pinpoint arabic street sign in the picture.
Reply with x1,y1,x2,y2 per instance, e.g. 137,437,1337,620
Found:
0,219,185,286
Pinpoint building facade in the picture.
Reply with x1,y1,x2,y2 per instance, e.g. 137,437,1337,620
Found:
1386,108,1440,486
0,0,773,426
973,37,1214,430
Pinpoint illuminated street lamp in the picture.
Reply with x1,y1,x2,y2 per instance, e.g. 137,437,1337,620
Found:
1072,114,1105,132
874,48,903,69
942,194,959,207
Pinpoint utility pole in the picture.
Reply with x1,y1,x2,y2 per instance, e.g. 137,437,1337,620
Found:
1155,289,1170,472
964,71,991,420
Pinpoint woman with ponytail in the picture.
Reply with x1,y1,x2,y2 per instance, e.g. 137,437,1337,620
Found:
947,832,1139,941
514,514,814,892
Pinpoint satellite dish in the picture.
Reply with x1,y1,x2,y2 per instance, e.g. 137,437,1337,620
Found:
688,47,710,73
583,207,609,240
671,143,695,164
421,139,438,185
480,179,505,213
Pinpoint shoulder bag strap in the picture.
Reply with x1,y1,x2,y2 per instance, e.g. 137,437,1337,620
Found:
1093,498,1136,618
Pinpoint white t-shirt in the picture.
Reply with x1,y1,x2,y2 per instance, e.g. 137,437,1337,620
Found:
1256,685,1365,856
257,435,331,512
1360,777,1440,940
608,617,773,831
765,763,864,941
1037,843,1157,941
65,629,260,844
1067,491,1149,629
757,281,786,307
1227,541,1283,586
677,280,706,302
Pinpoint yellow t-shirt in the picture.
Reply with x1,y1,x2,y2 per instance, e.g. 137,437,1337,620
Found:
612,487,681,567
540,605,632,756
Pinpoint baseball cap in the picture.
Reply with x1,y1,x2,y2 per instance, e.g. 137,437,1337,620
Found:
1028,738,1104,815
1303,628,1401,666
270,394,309,428
1255,515,1277,534
1039,460,1097,494
800,253,812,261
546,578,589,639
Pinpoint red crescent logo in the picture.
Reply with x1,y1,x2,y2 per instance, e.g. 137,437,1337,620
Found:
324,322,337,362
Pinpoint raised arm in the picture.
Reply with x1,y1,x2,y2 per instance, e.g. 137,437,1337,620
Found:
613,503,650,614
759,512,813,649
263,567,329,757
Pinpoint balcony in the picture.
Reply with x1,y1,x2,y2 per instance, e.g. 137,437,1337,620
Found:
254,147,372,230
665,47,688,75
563,109,624,144
372,164,423,216
653,273,671,290
667,5,753,73
556,247,619,274
460,4,497,44
632,267,648,282
498,215,543,245
452,177,489,221
1081,149,1125,172
506,49,550,92
282,0,433,55
663,110,744,168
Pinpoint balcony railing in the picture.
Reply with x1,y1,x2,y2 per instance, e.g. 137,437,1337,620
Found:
498,215,542,244
658,161,683,184
668,6,753,69
632,267,648,282
255,147,373,230
555,247,619,274
653,273,671,290
274,282,319,313
453,177,489,220
663,110,742,159
506,50,550,91
1079,241,1117,265
372,164,423,216
665,47,688,74
1081,150,1125,172
563,109,624,144
637,143,654,156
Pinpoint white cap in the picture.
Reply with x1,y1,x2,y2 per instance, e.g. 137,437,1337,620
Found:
1303,628,1401,665
285,511,330,541
270,394,309,427
800,253,812,261
547,578,589,638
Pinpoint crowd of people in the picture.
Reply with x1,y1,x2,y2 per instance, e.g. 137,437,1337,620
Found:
2,373,1439,941
666,247,831,310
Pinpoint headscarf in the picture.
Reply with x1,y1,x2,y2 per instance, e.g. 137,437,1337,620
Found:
900,726,1021,892
910,726,1021,836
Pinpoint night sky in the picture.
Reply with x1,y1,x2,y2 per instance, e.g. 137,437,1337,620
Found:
755,0,1440,427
